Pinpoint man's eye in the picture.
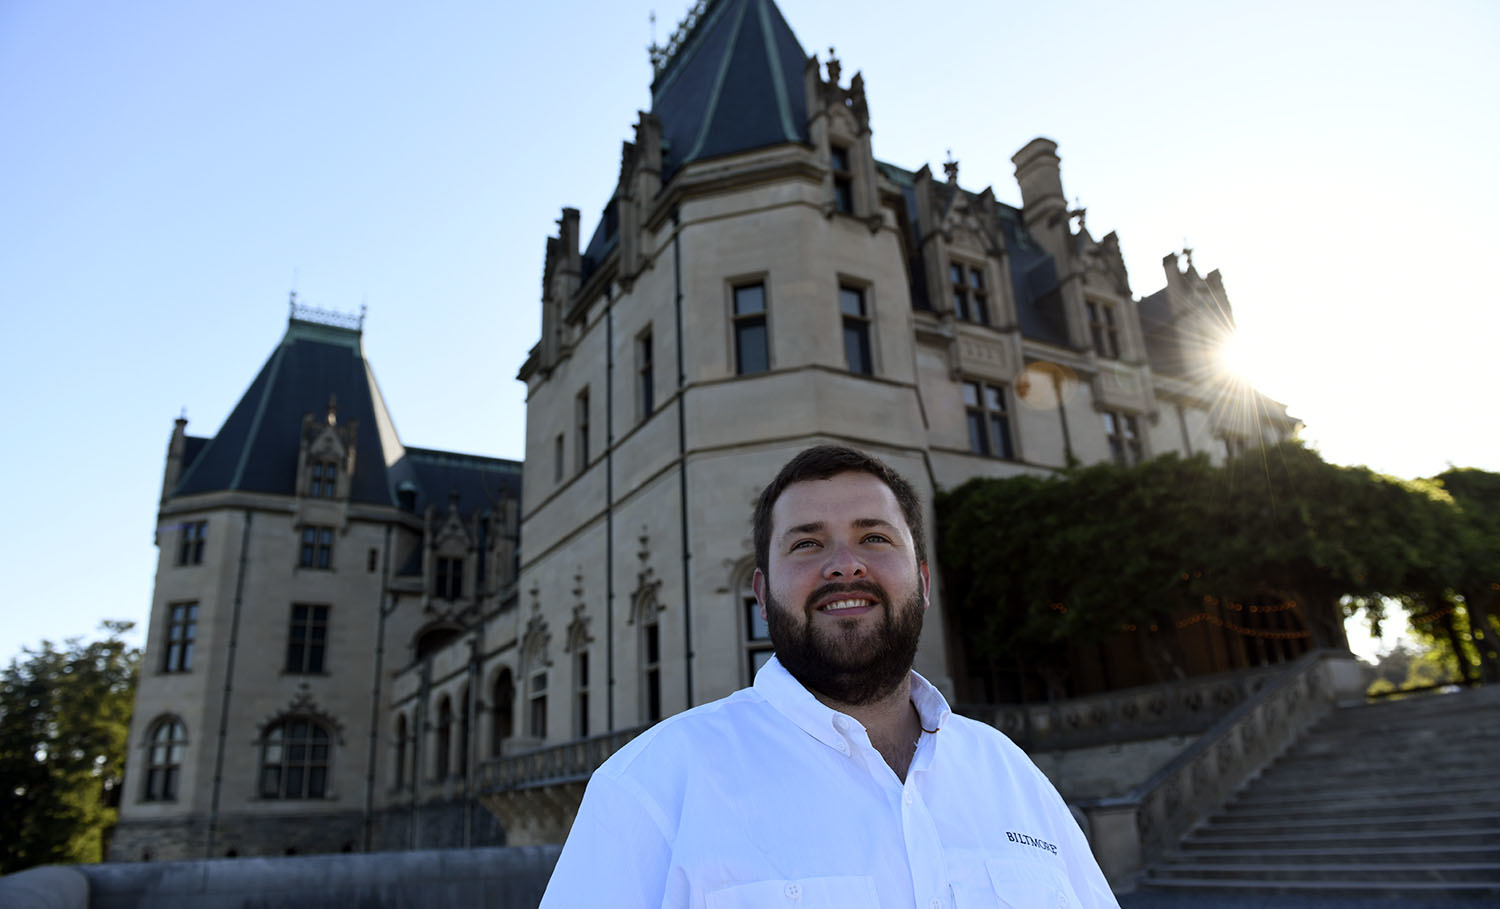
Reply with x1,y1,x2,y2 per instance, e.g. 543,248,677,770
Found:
862,534,891,544
790,539,820,551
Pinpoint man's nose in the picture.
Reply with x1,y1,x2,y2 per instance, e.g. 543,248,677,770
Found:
823,543,867,578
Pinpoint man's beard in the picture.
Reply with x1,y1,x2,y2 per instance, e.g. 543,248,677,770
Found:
764,578,924,706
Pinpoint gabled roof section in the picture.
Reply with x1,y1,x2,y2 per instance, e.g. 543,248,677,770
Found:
651,0,809,180
172,313,406,504
398,448,521,518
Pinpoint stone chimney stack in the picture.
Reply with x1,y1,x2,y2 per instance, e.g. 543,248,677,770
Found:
1011,137,1066,228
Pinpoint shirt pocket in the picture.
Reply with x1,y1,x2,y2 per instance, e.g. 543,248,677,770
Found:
948,857,1081,909
704,875,880,909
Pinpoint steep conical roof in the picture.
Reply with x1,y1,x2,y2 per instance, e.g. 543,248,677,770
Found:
173,314,406,504
651,0,809,179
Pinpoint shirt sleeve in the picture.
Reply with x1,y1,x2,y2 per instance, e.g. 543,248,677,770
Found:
539,769,674,909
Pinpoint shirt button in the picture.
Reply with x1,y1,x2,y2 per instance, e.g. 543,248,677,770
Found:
904,791,914,805
930,900,941,909
784,882,802,901
1055,894,1068,908
837,741,848,753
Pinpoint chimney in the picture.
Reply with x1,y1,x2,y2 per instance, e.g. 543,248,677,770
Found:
1011,137,1066,227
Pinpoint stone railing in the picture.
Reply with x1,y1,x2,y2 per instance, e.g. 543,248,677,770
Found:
477,725,648,794
1077,649,1364,885
960,662,1288,752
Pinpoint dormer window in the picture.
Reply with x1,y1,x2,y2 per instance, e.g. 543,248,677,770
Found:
309,461,338,498
1088,301,1121,359
830,145,854,214
435,556,463,600
950,263,989,325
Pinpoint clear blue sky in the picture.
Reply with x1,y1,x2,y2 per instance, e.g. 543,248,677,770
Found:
2,0,1496,665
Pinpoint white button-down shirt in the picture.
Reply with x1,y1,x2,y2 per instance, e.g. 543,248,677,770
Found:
540,657,1118,908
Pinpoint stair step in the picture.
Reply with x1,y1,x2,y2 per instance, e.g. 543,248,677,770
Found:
1235,779,1500,805
1220,794,1500,820
1163,845,1500,864
1181,828,1500,849
1139,876,1500,897
1189,810,1500,836
1145,861,1500,883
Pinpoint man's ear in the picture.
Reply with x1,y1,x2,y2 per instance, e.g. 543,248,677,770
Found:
752,568,768,620
919,562,931,610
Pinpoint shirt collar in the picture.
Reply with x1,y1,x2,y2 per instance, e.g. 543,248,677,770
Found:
753,655,953,753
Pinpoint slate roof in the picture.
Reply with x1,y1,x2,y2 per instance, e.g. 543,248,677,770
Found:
171,316,520,518
581,0,809,277
652,0,808,180
579,0,1074,349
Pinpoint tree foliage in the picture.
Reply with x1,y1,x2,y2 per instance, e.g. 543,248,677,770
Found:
937,442,1496,695
0,622,139,873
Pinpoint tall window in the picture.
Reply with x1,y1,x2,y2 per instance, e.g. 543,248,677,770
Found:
528,670,548,739
436,697,452,779
741,576,773,683
177,521,206,565
491,669,514,756
435,557,463,600
963,381,1015,460
642,620,662,724
637,328,654,420
162,602,196,673
457,685,470,778
299,526,334,569
575,388,590,473
574,650,590,738
286,604,328,674
144,717,186,802
394,714,408,790
1104,412,1143,466
309,461,338,498
830,144,853,213
732,283,769,375
553,434,564,483
1088,301,1121,359
260,718,331,799
840,285,872,375
950,263,989,325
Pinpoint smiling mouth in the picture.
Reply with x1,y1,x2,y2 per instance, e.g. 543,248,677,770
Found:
819,598,874,613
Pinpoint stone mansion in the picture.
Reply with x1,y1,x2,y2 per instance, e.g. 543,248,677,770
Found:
113,0,1296,860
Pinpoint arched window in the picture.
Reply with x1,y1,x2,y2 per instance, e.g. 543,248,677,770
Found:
491,668,514,756
394,714,408,790
144,717,186,802
436,696,453,779
260,718,331,799
457,685,470,778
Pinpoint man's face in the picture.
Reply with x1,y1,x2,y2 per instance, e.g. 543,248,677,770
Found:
752,471,929,705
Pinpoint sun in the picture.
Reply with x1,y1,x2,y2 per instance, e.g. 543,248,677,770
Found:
1214,331,1259,385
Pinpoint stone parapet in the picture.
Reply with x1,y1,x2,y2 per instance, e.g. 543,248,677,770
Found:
1075,648,1358,887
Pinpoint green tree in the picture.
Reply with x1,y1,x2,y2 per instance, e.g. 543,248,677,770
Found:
1430,468,1500,683
0,621,138,873
939,442,1471,701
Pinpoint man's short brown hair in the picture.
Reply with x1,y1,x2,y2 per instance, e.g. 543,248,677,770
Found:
752,445,926,576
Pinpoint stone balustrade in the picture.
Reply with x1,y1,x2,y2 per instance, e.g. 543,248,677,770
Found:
960,661,1289,751
1077,648,1365,886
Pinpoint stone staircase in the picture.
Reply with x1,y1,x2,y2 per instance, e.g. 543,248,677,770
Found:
1140,684,1500,898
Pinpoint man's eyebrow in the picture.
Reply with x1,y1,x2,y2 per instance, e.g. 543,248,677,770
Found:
781,518,899,539
782,521,825,539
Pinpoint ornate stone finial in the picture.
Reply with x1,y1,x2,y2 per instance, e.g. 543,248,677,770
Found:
325,394,338,425
943,149,958,183
1182,246,1195,271
826,46,841,85
1069,198,1087,234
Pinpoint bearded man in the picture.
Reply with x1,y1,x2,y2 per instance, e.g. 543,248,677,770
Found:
540,445,1118,908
